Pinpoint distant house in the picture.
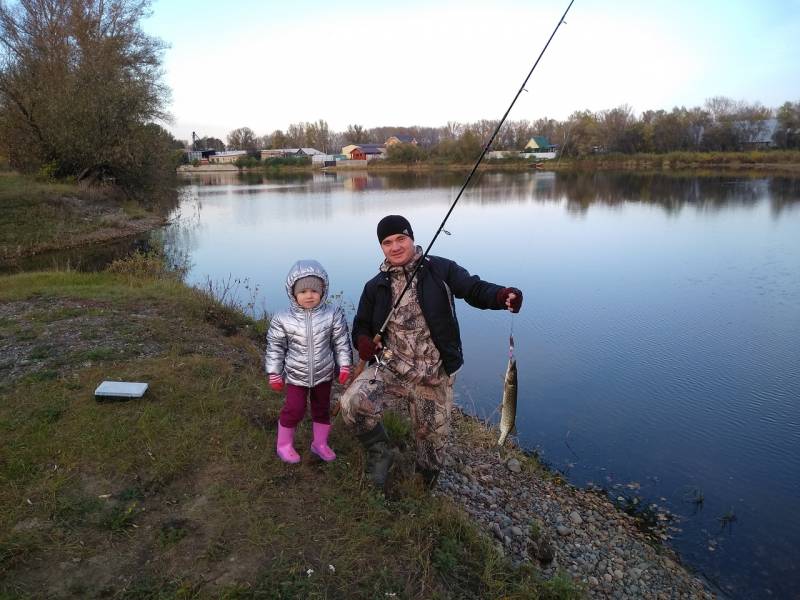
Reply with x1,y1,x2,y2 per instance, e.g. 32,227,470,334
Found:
260,148,324,159
208,150,247,164
524,136,557,152
385,134,418,146
347,143,386,161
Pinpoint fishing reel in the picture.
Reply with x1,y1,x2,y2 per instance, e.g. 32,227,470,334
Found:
369,347,394,384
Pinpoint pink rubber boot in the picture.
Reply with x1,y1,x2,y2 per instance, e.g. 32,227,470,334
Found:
276,424,301,464
310,422,336,462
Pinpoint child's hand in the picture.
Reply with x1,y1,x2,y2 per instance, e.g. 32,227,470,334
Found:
338,366,350,385
269,373,284,392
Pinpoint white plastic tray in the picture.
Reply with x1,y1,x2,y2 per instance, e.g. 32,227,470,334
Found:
94,381,149,399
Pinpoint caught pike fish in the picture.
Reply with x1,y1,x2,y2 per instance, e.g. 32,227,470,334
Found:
497,335,518,446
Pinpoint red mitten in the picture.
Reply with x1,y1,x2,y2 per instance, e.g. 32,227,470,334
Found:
496,287,523,313
357,335,378,361
338,366,351,385
269,373,284,392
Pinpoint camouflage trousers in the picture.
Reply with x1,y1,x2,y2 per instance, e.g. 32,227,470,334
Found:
339,362,454,471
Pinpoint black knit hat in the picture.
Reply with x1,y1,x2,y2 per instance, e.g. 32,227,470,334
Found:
377,215,414,242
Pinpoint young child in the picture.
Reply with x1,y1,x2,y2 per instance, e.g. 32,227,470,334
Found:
265,260,352,463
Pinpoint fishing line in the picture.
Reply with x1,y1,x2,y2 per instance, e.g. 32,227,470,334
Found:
374,0,576,342
509,314,516,361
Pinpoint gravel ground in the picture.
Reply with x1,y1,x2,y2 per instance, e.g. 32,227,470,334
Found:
437,410,717,599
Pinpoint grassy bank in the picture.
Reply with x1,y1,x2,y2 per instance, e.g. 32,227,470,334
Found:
0,173,169,262
551,150,800,173
0,265,578,599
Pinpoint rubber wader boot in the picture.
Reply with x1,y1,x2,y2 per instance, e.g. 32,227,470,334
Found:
357,423,394,489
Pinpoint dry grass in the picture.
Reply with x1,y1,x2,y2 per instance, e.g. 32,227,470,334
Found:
0,172,165,261
0,269,578,599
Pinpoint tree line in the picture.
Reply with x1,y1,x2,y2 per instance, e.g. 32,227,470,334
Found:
3,0,797,189
205,98,799,162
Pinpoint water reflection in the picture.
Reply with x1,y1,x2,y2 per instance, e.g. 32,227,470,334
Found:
180,169,800,216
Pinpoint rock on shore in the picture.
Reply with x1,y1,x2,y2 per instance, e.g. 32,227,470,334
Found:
438,410,716,599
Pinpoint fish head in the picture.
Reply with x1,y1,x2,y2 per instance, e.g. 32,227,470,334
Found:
505,357,517,385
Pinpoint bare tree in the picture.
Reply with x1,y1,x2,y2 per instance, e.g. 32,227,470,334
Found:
411,126,442,149
304,119,330,152
442,121,463,140
531,117,559,142
269,129,288,149
285,122,306,147
328,130,345,153
344,124,367,144
226,126,257,151
598,105,636,153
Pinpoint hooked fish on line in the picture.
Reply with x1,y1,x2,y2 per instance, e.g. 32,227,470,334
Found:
498,335,518,446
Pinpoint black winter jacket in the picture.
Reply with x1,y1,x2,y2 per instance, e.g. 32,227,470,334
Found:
352,255,505,375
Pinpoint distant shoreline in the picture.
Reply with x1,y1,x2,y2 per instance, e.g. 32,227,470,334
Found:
177,150,800,176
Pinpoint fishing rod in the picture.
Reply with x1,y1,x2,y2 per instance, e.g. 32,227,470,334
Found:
352,0,575,381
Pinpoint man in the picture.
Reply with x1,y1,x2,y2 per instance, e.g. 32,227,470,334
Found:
339,214,523,490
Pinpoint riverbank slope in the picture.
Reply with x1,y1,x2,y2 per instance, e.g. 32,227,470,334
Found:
0,267,578,598
0,266,715,598
0,173,171,264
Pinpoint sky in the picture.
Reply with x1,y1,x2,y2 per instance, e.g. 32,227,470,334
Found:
142,0,800,143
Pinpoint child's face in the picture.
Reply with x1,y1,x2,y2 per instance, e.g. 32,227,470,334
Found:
295,288,322,309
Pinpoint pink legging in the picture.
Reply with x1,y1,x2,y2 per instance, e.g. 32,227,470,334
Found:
278,381,333,428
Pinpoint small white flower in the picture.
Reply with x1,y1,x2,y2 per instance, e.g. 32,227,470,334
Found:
328,564,335,573
306,568,314,577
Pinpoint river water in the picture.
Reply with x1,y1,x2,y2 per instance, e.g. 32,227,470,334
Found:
158,169,799,598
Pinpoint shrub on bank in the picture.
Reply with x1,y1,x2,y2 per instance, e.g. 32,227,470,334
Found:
571,149,800,167
234,156,261,169
261,156,311,168
384,143,429,164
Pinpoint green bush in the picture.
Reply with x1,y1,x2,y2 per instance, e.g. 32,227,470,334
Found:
384,143,428,164
262,156,311,168
234,156,261,169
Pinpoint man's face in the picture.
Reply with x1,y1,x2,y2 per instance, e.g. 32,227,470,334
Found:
381,233,415,267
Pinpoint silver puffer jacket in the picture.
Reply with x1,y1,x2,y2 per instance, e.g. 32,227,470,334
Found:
265,260,352,387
